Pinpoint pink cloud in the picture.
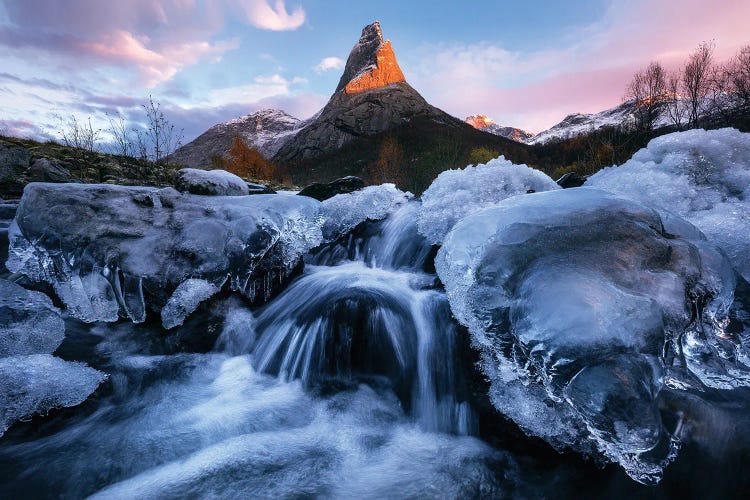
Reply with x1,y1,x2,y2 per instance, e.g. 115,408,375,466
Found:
0,0,304,87
410,0,750,132
234,0,306,31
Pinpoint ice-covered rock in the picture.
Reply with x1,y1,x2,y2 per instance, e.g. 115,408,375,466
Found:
175,168,250,196
436,188,741,483
7,183,323,326
0,354,106,436
161,278,224,330
0,279,65,357
320,183,411,241
587,128,750,280
417,157,560,244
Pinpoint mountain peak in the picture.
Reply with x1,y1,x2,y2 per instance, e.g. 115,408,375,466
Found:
335,21,406,95
465,114,495,129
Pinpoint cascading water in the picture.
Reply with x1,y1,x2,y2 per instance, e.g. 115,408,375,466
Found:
222,201,475,435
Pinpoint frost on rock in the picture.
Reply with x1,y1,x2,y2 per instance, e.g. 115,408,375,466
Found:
320,183,411,241
161,278,223,330
418,157,559,245
0,354,106,436
0,279,65,357
587,128,750,280
436,188,743,483
175,168,250,196
7,183,323,324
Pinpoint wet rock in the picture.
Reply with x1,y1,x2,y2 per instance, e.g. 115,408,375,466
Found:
556,172,587,188
298,176,365,201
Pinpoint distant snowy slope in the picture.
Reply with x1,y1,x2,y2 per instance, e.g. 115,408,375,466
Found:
527,99,673,145
169,109,302,169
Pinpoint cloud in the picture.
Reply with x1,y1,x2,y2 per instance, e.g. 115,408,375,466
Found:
77,30,239,86
0,118,53,140
314,56,345,73
234,0,305,31
407,0,750,132
200,73,307,108
0,0,304,88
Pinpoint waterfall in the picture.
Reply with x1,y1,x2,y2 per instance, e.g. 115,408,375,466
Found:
221,202,475,435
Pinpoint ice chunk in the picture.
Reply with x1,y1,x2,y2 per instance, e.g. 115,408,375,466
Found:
319,183,411,241
7,183,323,324
0,354,106,436
161,278,223,330
175,168,250,196
0,279,65,357
418,156,560,244
436,188,738,483
587,128,750,280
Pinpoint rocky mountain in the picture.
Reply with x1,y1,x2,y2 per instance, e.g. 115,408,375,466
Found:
168,109,301,168
273,21,466,163
170,21,532,190
464,115,534,143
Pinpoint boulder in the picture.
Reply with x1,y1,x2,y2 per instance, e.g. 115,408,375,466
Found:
26,158,75,183
7,183,323,326
298,176,365,201
175,168,249,196
0,140,32,195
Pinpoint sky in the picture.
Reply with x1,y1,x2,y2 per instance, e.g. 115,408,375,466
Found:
0,0,748,144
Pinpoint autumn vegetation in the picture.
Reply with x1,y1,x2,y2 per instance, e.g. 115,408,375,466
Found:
211,136,276,181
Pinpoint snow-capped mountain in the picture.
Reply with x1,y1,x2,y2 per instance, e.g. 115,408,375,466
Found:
527,99,674,145
168,109,302,169
464,115,534,143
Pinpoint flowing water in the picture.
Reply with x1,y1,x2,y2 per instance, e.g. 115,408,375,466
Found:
2,201,750,498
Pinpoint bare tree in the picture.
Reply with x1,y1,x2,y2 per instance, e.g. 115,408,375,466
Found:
57,114,101,152
725,45,750,117
682,41,714,128
142,95,184,164
106,112,134,157
625,61,668,133
665,72,687,128
708,63,734,126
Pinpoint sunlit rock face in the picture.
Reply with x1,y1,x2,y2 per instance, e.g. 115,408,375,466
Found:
465,115,495,129
464,115,535,143
336,21,406,94
344,40,405,94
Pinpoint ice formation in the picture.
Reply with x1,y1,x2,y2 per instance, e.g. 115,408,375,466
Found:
587,128,750,280
161,278,224,330
175,168,250,196
0,354,106,436
0,278,105,437
7,183,323,324
0,279,64,357
435,188,743,483
417,157,560,244
319,183,411,241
